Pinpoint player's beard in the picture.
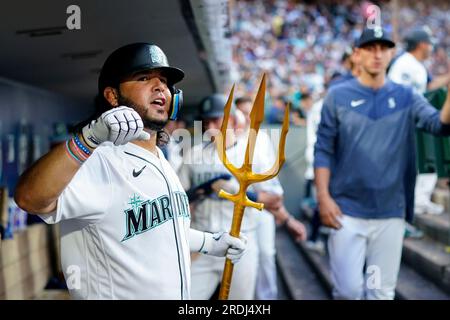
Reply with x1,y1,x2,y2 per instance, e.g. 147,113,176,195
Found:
117,93,168,131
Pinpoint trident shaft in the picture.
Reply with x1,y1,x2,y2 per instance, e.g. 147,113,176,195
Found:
216,74,290,300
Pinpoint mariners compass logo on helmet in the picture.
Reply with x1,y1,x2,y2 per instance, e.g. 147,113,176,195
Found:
149,45,168,65
374,26,383,38
203,100,212,112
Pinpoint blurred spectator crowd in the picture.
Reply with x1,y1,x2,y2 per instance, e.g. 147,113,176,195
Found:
230,0,450,124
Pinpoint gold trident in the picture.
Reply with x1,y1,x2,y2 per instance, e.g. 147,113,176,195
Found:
216,74,290,300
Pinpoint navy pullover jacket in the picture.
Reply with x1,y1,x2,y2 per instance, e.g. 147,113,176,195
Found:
314,78,450,222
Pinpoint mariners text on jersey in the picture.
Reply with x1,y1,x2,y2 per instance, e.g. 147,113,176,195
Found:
123,192,190,241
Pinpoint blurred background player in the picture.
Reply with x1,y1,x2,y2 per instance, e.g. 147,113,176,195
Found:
235,96,307,299
314,26,450,299
179,94,306,299
389,26,449,221
303,46,361,252
328,46,361,88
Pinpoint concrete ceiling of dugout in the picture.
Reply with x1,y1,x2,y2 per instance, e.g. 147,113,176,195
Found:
0,0,215,114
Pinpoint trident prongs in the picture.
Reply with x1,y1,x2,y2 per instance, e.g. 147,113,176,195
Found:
216,74,290,300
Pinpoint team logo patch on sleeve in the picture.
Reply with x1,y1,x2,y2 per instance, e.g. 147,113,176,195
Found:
122,192,190,242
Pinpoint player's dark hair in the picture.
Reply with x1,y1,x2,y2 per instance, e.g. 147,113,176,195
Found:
405,41,419,52
235,96,253,106
301,92,312,101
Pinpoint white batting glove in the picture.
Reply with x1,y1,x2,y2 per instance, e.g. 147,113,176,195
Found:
200,231,248,264
81,106,151,148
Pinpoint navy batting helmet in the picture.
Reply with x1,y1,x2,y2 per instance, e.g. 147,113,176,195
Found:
98,43,184,120
198,94,236,119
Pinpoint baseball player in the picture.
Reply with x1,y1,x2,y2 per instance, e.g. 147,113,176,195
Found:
235,96,307,299
314,27,450,299
178,94,305,300
389,27,449,219
14,43,246,300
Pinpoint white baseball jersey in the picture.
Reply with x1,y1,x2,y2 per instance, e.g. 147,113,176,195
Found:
305,98,323,180
179,140,257,233
40,142,191,300
388,51,438,214
388,52,428,94
246,128,284,196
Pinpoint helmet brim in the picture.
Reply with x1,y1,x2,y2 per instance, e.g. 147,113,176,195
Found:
129,65,185,85
357,39,395,48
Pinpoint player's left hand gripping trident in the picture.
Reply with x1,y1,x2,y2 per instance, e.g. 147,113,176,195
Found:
216,74,290,300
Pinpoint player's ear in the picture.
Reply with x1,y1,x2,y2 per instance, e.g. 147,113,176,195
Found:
104,87,119,107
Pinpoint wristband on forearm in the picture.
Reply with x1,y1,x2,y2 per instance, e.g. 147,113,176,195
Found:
81,121,102,148
65,134,92,165
65,140,84,164
74,134,92,155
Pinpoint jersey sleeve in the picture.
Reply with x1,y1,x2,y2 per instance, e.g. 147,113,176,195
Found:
314,90,338,168
411,90,450,136
39,151,112,225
